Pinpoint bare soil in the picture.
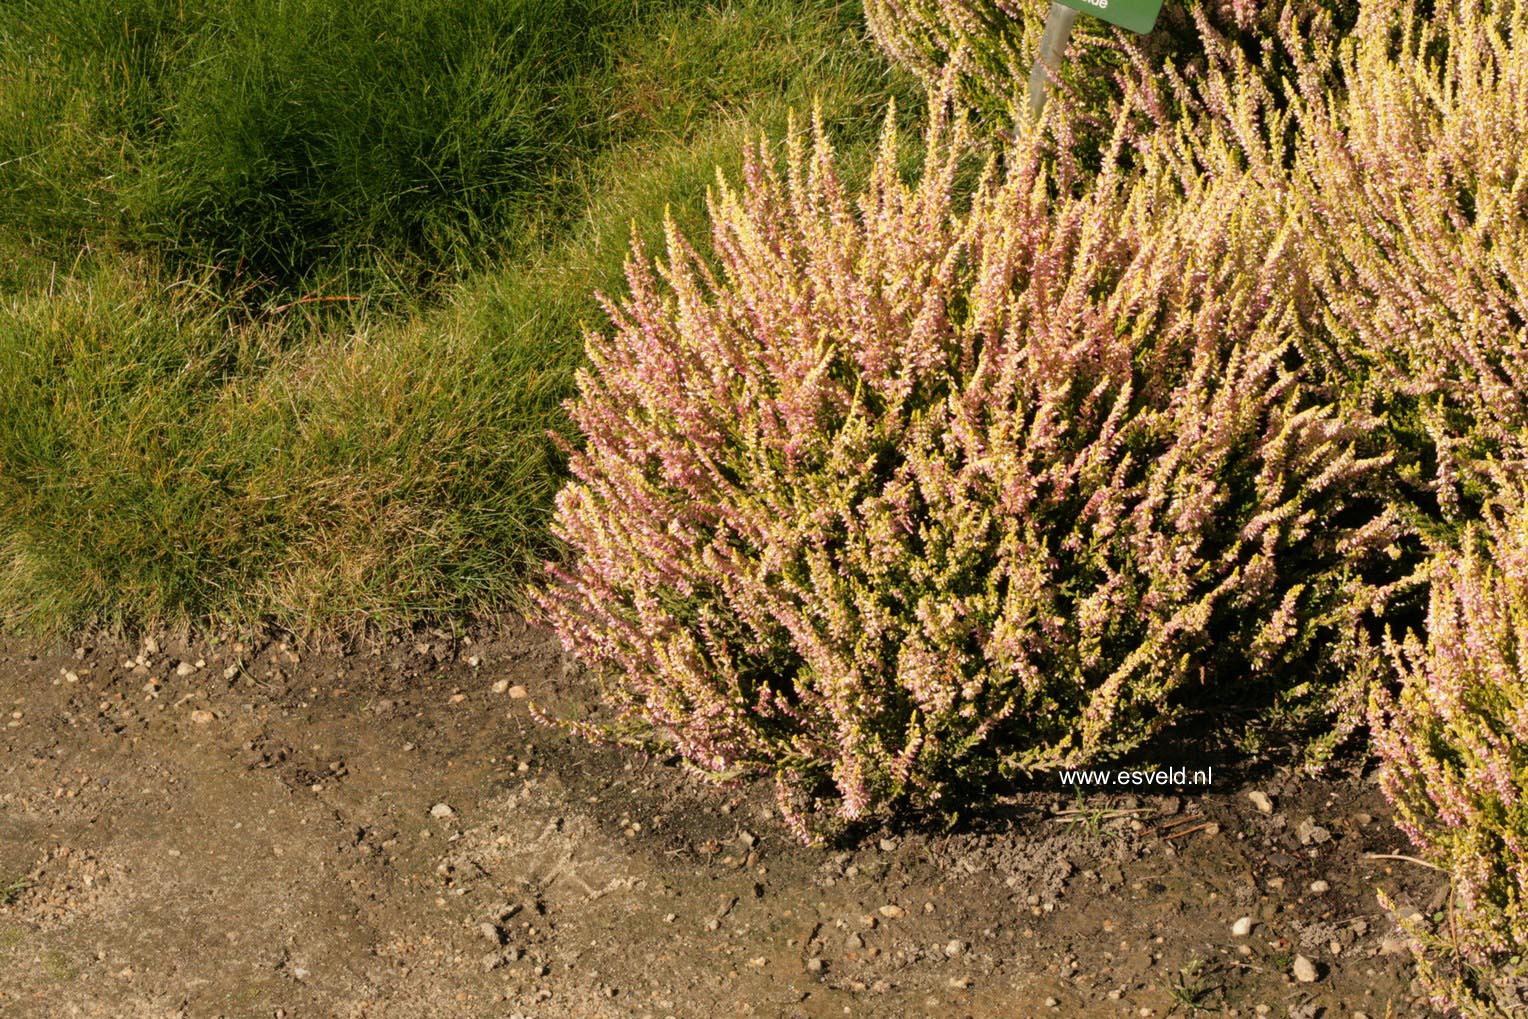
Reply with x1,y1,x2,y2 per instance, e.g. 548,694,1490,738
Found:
0,621,1445,1019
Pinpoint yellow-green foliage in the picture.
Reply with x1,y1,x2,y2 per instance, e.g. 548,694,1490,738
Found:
1304,0,1528,520
1171,0,1528,529
1242,4,1528,1013
1373,482,1528,1017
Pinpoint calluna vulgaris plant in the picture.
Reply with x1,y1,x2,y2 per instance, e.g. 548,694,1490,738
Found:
536,101,1397,840
1372,483,1528,1017
1153,3,1528,1013
1292,0,1528,523
1163,0,1528,527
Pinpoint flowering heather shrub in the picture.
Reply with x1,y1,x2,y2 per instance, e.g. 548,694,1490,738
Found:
536,105,1395,840
861,0,1356,138
863,0,1056,127
1289,0,1528,520
1169,0,1528,524
1371,488,1528,1016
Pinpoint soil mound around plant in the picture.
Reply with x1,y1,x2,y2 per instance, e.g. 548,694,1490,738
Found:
0,625,1442,1017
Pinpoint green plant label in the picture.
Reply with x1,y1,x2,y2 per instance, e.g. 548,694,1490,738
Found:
1055,0,1164,34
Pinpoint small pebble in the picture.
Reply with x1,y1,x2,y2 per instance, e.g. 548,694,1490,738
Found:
430,803,455,819
1231,916,1254,937
1309,879,1330,894
1248,791,1274,814
1296,817,1332,845
1292,955,1320,983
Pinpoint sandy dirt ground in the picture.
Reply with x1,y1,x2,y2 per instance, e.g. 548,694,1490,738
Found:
0,621,1446,1018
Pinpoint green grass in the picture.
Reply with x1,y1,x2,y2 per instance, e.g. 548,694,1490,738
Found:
2,0,917,296
1161,957,1221,1015
132,0,628,292
0,0,202,250
3,0,637,294
0,876,28,906
0,0,921,636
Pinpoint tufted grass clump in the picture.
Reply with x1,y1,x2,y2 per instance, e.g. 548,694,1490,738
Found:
537,103,1397,841
2,0,614,290
1372,483,1528,1017
126,0,626,291
1,0,922,300
0,0,207,247
0,253,571,633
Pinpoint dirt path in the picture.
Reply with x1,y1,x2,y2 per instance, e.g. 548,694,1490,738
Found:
0,623,1443,1018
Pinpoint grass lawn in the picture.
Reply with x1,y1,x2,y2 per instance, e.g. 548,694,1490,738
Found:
0,0,920,635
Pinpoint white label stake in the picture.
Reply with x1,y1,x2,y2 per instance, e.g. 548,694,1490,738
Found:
1028,2,1080,120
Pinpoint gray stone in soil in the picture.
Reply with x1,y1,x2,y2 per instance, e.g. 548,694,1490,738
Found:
1295,817,1331,845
